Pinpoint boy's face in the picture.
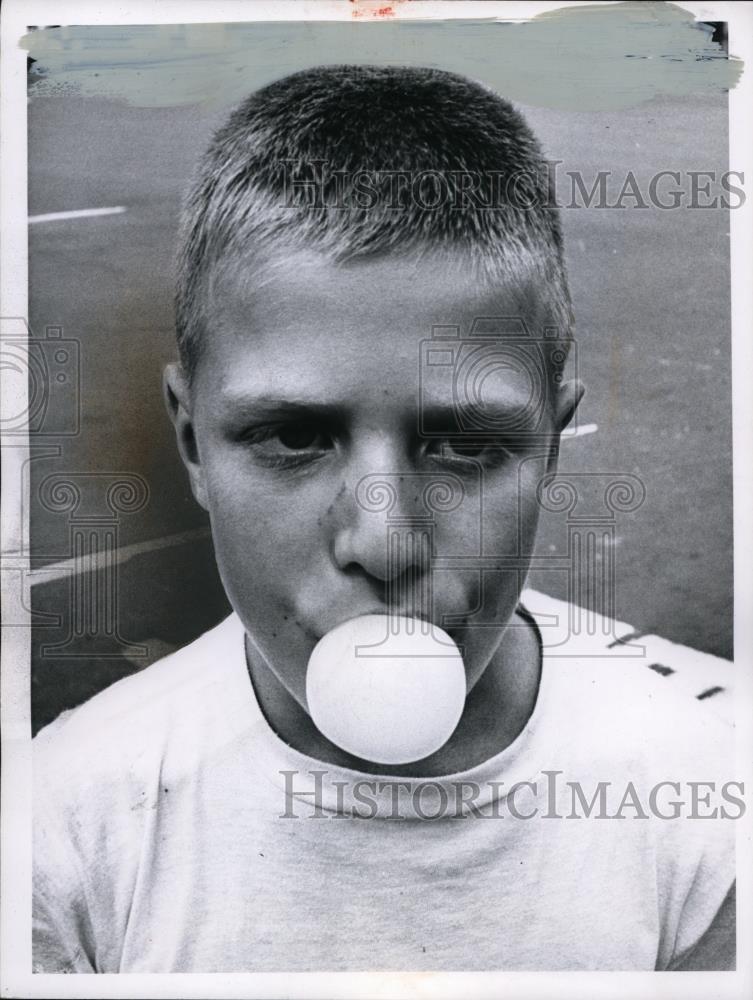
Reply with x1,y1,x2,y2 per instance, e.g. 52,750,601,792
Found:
166,251,582,709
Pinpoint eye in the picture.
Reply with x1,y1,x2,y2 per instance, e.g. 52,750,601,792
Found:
443,441,486,458
238,420,334,470
277,424,327,450
423,437,513,470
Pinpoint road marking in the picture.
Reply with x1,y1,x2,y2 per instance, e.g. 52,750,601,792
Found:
28,527,211,585
562,422,598,438
29,206,127,224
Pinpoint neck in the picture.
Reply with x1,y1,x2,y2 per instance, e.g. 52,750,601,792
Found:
245,608,542,778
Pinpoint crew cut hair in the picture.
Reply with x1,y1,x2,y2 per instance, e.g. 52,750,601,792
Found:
176,64,572,380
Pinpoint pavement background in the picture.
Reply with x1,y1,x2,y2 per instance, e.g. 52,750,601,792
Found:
26,82,733,734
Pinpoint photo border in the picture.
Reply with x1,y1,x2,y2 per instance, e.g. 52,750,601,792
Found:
2,2,752,998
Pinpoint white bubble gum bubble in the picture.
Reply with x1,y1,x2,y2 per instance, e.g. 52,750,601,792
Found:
305,614,466,766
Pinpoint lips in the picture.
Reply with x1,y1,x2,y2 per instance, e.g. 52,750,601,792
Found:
309,607,460,643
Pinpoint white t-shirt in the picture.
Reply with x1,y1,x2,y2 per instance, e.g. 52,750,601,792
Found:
33,591,737,973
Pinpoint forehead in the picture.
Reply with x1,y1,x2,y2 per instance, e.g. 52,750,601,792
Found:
196,250,547,410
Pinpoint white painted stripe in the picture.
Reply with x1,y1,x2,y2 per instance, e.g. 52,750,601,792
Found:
28,206,127,224
562,422,598,438
28,527,211,585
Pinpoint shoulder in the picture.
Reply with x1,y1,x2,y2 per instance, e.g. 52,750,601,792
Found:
522,590,737,968
34,613,246,798
522,588,736,777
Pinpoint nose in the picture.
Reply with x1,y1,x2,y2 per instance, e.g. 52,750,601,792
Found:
331,471,432,593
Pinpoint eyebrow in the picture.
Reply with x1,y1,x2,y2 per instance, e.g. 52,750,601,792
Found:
218,393,544,433
218,394,346,420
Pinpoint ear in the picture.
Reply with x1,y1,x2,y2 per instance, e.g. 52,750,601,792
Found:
163,363,209,511
546,378,585,474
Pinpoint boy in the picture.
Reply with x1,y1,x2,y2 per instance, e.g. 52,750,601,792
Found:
33,65,736,972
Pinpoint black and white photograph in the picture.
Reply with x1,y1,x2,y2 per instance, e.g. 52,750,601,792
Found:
1,1,752,997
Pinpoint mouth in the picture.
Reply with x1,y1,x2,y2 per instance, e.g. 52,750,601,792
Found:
310,608,460,644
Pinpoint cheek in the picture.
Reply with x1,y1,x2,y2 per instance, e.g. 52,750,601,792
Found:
429,465,543,619
477,460,545,551
201,454,335,595
204,454,317,535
